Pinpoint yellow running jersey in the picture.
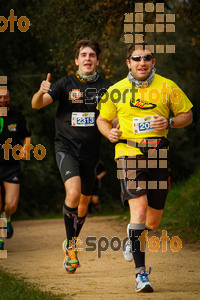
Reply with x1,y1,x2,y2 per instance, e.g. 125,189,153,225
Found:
98,74,193,159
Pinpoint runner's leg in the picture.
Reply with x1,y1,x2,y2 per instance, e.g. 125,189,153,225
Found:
91,195,100,212
62,176,81,273
3,182,20,218
64,176,81,247
128,195,147,274
2,181,19,239
146,206,163,230
76,159,97,236
76,194,90,236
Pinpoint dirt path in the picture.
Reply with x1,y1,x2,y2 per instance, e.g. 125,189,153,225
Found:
0,217,200,299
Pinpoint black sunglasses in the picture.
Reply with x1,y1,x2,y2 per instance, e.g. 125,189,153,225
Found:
130,54,153,62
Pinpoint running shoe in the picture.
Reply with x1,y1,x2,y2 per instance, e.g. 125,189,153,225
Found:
62,239,80,274
136,268,154,293
123,238,133,262
2,212,14,239
0,239,4,250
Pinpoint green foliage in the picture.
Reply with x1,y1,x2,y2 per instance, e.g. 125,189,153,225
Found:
0,269,69,300
160,164,200,241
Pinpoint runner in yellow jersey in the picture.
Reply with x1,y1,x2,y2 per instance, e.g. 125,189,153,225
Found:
97,43,193,293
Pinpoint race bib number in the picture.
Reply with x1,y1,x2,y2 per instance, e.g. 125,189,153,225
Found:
71,112,95,127
133,116,155,134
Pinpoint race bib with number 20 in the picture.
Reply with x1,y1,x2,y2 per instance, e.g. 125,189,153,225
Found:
133,116,156,134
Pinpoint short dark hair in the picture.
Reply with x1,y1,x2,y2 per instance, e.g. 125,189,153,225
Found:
74,40,101,60
127,43,154,59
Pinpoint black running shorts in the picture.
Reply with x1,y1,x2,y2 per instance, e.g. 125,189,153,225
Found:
118,155,169,210
56,152,98,196
0,163,20,185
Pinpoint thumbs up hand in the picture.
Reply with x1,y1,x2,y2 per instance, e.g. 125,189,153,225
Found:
108,123,123,143
39,73,51,94
46,73,51,82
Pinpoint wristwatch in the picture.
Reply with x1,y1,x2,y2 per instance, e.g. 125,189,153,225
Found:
168,118,174,128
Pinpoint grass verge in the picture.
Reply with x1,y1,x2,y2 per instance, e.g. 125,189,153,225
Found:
0,269,70,300
160,165,200,241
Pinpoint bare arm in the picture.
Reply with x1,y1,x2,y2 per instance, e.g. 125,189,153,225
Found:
20,136,31,160
22,136,31,146
152,110,193,130
96,171,106,180
169,110,193,128
32,73,53,109
97,114,123,143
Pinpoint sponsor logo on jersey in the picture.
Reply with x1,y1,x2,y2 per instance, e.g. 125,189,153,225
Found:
8,124,17,131
130,99,157,110
69,89,83,103
65,171,71,176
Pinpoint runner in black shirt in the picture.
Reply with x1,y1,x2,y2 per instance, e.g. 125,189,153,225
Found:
0,90,31,251
32,40,111,273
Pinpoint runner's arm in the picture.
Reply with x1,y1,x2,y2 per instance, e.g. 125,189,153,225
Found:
20,136,31,160
152,110,193,130
168,110,193,128
32,73,53,109
96,171,106,180
97,115,112,138
97,114,123,143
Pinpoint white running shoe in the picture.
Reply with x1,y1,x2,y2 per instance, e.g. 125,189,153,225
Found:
123,238,134,262
136,268,154,293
